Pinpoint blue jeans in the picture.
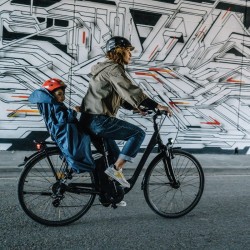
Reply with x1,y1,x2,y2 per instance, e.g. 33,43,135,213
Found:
87,115,145,163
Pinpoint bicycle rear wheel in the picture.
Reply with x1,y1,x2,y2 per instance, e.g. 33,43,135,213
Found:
18,148,96,226
143,149,204,218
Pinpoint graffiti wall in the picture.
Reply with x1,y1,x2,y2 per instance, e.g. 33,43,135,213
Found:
0,0,250,153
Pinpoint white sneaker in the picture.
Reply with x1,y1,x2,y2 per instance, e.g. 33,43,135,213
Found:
116,200,127,207
104,166,130,188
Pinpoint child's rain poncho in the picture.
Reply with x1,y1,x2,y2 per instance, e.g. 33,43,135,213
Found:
29,88,95,173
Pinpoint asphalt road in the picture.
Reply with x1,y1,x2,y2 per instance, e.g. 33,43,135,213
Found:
1,173,250,250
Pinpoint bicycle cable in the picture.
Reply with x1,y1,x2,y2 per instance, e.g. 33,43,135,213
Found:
171,114,180,146
156,112,180,147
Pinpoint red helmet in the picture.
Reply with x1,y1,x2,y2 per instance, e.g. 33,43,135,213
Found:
42,78,67,92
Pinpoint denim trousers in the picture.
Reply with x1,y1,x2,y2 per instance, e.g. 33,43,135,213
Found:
87,115,146,163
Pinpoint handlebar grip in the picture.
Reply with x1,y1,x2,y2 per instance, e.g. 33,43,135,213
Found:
133,109,171,117
132,109,153,115
155,109,170,116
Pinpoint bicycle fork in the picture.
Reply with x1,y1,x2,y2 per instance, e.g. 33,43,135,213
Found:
162,146,180,189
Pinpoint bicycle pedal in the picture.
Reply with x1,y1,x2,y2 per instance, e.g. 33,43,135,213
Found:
110,201,127,209
99,196,111,207
99,202,111,207
111,203,118,209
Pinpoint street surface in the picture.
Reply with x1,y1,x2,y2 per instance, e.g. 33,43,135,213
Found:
1,173,250,249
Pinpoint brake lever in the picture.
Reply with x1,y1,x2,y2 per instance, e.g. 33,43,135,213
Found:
155,109,171,117
132,108,153,115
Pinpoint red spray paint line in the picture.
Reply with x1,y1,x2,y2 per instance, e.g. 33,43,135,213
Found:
149,68,177,78
222,7,231,20
201,117,220,125
82,32,86,44
167,36,176,49
135,72,163,84
169,101,190,113
148,45,159,59
11,95,29,98
227,77,244,84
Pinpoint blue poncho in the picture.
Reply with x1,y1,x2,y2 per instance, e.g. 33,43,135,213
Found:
29,88,95,173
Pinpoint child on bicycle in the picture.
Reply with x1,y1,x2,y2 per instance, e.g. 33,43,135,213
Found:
79,36,172,188
29,78,95,173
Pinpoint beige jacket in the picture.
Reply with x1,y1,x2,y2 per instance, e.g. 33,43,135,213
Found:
82,59,148,116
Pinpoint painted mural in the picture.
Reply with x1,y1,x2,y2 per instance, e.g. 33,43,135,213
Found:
0,0,250,153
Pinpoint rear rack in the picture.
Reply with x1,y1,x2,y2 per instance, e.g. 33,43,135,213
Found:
33,140,57,145
18,141,57,167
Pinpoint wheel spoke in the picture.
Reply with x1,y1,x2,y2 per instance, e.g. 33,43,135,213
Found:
144,150,204,218
18,149,96,226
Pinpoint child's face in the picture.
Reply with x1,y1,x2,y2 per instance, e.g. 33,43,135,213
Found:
53,88,65,103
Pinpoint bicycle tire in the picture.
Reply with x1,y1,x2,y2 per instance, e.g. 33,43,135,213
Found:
143,149,204,218
18,148,96,226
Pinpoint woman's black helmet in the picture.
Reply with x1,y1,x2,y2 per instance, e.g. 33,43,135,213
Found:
106,36,134,53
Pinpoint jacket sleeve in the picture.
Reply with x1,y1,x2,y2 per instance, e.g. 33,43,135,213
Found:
140,98,158,110
121,100,134,110
108,66,148,108
53,104,77,125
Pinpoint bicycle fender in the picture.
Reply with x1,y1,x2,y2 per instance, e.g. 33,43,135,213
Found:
18,151,41,167
18,147,59,168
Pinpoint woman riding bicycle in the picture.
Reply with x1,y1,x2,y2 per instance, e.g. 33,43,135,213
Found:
79,36,172,188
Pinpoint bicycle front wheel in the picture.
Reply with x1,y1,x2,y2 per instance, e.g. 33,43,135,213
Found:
18,148,96,226
143,149,204,218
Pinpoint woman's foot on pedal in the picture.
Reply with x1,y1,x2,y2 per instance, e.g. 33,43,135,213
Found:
104,166,130,188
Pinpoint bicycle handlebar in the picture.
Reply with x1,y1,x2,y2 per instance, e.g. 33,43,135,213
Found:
133,108,170,117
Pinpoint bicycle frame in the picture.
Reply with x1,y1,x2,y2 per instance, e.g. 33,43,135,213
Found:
18,112,204,225
125,112,175,193
20,112,176,196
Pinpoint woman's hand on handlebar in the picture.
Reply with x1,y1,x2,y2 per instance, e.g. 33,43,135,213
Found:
133,108,152,116
133,104,172,117
156,104,173,117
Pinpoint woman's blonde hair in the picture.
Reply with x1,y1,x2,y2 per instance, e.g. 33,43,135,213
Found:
106,47,129,65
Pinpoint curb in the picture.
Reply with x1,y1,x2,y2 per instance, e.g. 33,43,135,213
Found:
1,167,250,177
1,152,250,176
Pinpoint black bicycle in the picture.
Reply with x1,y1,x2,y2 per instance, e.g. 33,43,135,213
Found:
17,110,204,226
